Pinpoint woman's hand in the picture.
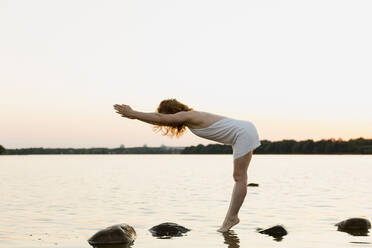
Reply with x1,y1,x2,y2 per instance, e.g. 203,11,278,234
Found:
114,104,135,119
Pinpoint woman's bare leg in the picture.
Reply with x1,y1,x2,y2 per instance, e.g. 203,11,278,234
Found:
217,151,253,232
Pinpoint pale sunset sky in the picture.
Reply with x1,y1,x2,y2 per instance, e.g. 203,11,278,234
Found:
1,0,371,149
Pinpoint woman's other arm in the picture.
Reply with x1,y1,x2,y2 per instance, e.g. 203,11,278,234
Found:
114,104,193,126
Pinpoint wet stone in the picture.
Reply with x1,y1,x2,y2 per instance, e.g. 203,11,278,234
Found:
88,224,136,246
257,225,288,241
90,244,133,248
335,218,371,236
149,222,190,238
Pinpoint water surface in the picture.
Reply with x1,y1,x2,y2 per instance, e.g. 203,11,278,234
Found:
0,155,371,248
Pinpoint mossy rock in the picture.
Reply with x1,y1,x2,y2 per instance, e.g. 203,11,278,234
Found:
88,224,136,246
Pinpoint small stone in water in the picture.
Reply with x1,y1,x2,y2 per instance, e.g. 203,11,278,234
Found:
257,225,288,241
335,218,371,236
149,222,190,238
88,223,136,246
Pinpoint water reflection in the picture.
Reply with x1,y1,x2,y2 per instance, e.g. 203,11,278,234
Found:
2,155,372,248
222,230,240,248
273,236,284,242
342,230,370,236
92,244,133,248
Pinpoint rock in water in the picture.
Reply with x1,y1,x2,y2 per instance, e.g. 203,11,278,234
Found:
88,224,136,246
90,244,133,248
257,225,288,240
335,218,371,236
149,222,190,237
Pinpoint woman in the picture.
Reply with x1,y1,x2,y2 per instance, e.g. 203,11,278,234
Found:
114,99,260,232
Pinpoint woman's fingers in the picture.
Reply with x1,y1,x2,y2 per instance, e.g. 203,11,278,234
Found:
113,104,133,119
114,104,129,110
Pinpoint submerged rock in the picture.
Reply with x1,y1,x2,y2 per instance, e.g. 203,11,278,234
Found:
88,224,136,246
257,225,287,241
90,244,133,248
149,222,190,238
247,183,259,187
335,218,371,236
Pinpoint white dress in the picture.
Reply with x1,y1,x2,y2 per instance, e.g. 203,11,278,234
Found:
188,117,261,159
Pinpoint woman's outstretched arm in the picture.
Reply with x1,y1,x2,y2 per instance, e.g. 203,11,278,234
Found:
114,104,192,126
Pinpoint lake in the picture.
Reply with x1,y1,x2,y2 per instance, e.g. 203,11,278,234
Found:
0,155,371,248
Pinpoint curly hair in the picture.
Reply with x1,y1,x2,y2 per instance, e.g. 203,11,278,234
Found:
152,99,193,138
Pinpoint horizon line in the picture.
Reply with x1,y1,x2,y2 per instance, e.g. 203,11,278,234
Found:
3,136,371,150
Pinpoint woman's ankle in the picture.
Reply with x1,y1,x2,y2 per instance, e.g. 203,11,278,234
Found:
224,215,239,222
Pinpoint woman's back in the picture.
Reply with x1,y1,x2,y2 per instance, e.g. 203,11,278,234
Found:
186,111,226,129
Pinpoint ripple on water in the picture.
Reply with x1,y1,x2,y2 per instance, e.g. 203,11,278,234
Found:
1,155,372,248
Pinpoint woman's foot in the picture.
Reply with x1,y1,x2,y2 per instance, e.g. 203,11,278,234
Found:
217,216,240,233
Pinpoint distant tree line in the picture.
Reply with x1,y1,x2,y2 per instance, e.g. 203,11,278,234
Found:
183,138,372,154
182,144,232,154
2,138,372,155
3,146,183,155
254,138,372,154
0,145,5,155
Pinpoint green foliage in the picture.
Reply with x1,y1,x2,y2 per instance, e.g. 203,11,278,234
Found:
4,138,372,155
254,138,372,154
5,146,182,155
182,144,232,154
183,138,372,155
0,145,5,155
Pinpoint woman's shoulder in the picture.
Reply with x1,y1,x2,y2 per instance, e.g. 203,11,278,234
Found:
185,110,226,129
188,110,217,116
186,110,213,120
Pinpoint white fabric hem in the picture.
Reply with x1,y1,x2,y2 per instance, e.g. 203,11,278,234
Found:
233,142,261,160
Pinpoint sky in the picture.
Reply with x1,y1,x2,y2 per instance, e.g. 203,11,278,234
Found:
1,0,371,149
